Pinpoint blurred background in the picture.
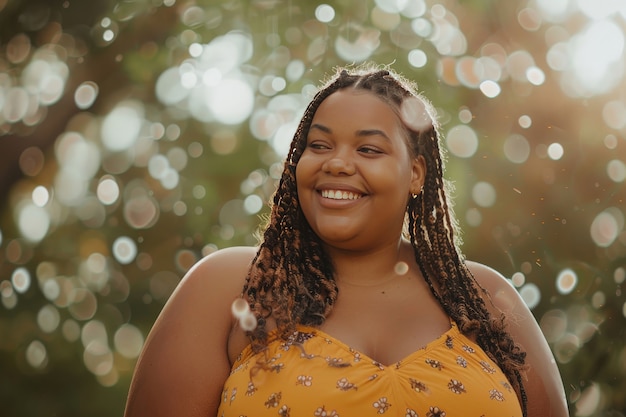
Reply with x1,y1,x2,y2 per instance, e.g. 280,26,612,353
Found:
0,0,624,416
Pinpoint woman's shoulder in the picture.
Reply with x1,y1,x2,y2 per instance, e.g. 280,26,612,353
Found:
165,245,258,311
464,260,535,328
464,260,520,308
465,260,512,290
183,245,258,287
124,246,259,417
189,245,258,274
465,260,569,417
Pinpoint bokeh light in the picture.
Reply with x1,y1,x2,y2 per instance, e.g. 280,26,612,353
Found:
112,237,138,265
520,283,541,309
1,0,625,415
446,124,478,158
504,134,531,164
25,340,48,369
11,267,31,294
37,304,61,333
315,4,335,23
547,143,564,160
556,269,578,295
97,177,120,205
590,208,621,248
74,81,99,110
101,101,144,152
113,324,144,359
472,181,497,208
16,203,49,242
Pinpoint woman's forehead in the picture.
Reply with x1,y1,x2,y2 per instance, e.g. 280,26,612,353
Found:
309,89,432,137
313,89,398,119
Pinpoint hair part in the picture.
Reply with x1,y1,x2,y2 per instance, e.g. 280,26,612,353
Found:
241,63,528,416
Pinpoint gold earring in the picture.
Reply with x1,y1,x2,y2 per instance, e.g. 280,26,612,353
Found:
411,185,424,197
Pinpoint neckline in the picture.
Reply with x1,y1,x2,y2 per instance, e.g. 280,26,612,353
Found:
299,321,459,368
236,320,460,369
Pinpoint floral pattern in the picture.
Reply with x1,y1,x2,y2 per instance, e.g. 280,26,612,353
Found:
373,397,391,414
217,323,523,417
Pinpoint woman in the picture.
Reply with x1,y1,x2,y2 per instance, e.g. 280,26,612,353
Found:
124,66,568,417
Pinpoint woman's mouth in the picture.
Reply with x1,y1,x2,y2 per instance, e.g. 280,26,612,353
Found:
320,190,363,200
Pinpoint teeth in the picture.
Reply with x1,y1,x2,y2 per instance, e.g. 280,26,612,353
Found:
321,190,362,200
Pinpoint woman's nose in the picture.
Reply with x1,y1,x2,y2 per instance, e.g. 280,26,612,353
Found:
322,156,356,176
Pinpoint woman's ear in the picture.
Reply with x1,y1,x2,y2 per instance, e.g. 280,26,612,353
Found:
410,155,427,195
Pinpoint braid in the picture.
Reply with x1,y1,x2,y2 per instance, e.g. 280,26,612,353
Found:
242,64,528,416
242,69,359,347
407,122,529,416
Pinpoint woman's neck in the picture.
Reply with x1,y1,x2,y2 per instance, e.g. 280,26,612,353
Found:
326,239,416,286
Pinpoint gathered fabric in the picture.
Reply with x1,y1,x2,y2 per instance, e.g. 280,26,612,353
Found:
217,321,523,417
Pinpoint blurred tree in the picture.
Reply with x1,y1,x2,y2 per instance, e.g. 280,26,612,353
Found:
0,0,625,416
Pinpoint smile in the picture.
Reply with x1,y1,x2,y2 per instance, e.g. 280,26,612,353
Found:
321,190,363,200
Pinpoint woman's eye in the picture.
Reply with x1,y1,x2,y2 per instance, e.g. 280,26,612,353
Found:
308,142,328,150
358,146,382,154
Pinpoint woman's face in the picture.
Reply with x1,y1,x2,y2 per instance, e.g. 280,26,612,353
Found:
295,89,425,252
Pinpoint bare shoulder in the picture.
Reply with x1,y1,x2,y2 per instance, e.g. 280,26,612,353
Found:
465,260,569,417
124,246,257,417
465,260,515,299
465,261,527,321
158,245,257,329
465,260,545,334
181,245,257,292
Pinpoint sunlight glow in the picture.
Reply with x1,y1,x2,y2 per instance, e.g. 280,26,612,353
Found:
1,0,625,402
536,0,626,97
208,78,254,125
570,20,624,95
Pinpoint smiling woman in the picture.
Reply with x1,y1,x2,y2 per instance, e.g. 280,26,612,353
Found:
296,89,423,250
123,65,569,417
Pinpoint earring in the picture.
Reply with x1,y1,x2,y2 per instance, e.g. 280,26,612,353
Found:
411,185,424,198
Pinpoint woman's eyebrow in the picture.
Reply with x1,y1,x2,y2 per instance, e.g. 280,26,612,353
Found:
310,123,331,133
356,129,391,141
310,124,391,141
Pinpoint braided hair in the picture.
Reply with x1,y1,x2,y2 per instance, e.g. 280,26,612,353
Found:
241,64,528,415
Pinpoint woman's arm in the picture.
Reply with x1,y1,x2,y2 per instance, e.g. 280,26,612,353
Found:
468,261,569,417
124,246,256,417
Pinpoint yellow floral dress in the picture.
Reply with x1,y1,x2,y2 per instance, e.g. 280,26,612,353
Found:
217,321,523,417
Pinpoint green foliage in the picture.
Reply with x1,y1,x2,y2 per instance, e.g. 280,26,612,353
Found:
1,1,625,416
